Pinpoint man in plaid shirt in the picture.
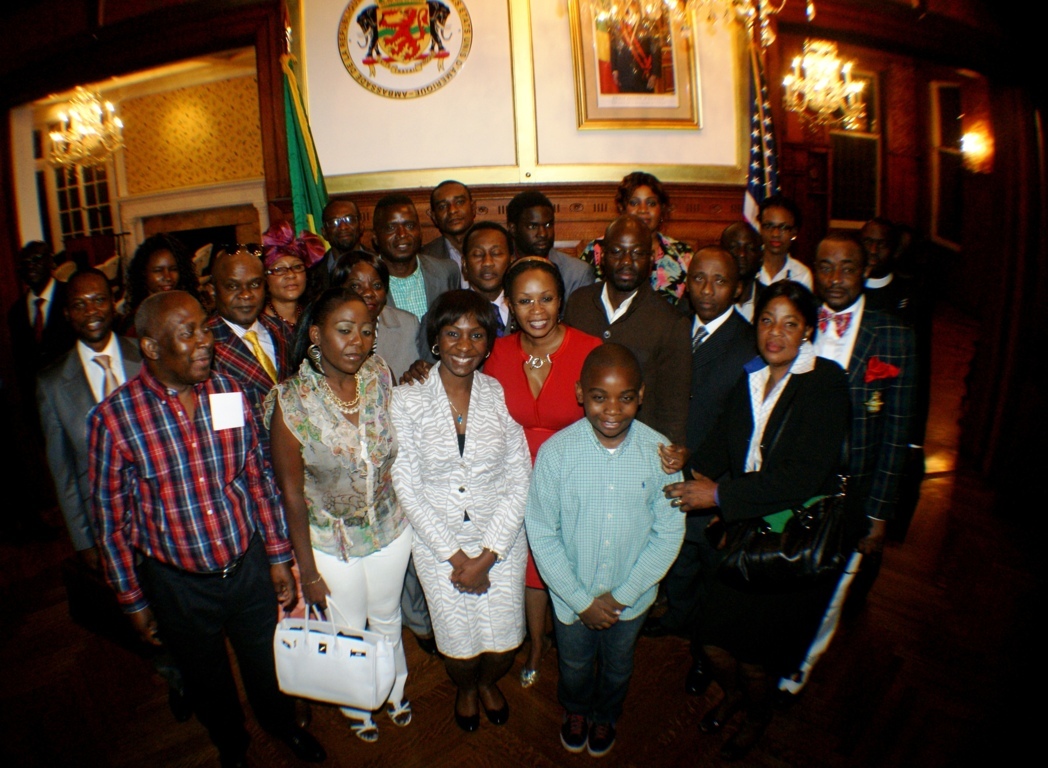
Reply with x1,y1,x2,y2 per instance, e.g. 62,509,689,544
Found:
88,290,324,768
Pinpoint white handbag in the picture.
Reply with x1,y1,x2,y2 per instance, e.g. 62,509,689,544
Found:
274,598,396,710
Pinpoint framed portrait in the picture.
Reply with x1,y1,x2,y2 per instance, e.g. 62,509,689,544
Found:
568,0,700,130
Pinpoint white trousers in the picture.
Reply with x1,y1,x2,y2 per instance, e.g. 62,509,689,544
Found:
313,527,413,718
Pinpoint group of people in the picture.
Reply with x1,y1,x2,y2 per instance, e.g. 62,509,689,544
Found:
11,170,923,765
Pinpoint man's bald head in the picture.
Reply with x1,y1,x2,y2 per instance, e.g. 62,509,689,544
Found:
136,290,197,339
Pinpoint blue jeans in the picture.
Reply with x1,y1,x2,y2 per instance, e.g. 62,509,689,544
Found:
553,611,647,725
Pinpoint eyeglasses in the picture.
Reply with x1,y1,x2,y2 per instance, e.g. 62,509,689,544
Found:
218,243,263,258
266,263,307,276
325,215,360,227
760,222,796,234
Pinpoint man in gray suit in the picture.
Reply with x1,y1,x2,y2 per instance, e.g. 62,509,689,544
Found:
373,193,461,320
421,180,476,287
506,190,595,299
38,269,142,567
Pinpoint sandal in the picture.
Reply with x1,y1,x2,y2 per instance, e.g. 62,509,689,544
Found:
387,700,413,727
341,710,379,743
520,667,539,688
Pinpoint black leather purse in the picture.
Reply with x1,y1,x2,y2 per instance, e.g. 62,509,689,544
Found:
716,402,850,591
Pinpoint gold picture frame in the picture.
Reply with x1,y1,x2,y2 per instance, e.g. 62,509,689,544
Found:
568,0,700,130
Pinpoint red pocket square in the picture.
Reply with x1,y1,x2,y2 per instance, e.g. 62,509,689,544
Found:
865,356,900,383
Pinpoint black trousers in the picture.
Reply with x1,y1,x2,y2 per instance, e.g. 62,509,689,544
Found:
141,536,293,758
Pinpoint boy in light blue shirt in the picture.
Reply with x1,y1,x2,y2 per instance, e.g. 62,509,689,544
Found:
526,344,684,758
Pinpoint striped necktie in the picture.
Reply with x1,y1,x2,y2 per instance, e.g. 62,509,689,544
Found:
692,324,709,351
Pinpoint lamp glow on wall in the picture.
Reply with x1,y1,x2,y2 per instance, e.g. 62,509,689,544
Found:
961,125,993,174
48,86,125,168
782,39,865,127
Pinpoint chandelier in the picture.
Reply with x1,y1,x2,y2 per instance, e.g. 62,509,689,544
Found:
782,39,865,126
673,0,813,48
48,86,125,168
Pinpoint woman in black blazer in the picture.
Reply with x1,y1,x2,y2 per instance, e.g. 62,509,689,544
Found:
665,281,850,760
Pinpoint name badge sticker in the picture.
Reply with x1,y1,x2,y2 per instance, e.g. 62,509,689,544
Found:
209,392,246,431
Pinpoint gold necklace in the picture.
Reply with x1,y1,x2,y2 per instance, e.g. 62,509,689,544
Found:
525,353,553,370
448,398,467,426
323,376,361,414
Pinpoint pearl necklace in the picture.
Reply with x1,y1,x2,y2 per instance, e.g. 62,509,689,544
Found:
322,376,361,414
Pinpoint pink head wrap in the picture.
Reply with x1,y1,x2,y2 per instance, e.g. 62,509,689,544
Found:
261,220,326,269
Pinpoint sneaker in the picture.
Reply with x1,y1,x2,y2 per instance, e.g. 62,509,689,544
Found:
587,721,616,757
560,712,588,753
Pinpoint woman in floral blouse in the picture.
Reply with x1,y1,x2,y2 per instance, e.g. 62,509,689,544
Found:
267,286,412,744
580,171,693,306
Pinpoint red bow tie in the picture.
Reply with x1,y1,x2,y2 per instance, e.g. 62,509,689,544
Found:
818,307,853,336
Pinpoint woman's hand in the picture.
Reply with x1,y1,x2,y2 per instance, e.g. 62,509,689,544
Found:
399,359,432,385
658,443,690,475
300,571,331,610
663,469,718,512
451,550,496,595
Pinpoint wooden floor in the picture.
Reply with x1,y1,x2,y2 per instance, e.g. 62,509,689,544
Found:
1,304,1038,768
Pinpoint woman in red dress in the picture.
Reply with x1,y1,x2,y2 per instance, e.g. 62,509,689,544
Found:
484,255,602,687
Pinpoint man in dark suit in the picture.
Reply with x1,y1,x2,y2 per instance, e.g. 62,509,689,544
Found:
7,242,75,385
507,191,595,300
781,232,916,695
720,221,763,322
421,180,476,286
641,247,757,696
6,240,75,539
373,194,460,320
308,199,364,298
564,215,691,445
206,247,292,453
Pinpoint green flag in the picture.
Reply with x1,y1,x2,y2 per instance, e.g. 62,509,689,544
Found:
281,54,328,235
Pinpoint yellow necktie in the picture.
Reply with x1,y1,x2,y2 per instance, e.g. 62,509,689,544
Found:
243,329,278,383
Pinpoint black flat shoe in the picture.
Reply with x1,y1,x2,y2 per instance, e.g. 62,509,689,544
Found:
483,701,509,726
280,727,326,763
455,710,480,732
699,692,743,734
719,714,770,761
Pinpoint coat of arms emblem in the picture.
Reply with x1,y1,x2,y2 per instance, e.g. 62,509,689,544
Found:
339,0,472,98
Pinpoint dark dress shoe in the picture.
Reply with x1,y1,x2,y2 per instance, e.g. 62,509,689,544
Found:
415,634,439,655
699,692,743,734
719,714,770,761
455,709,480,732
280,727,326,763
219,752,249,768
168,685,193,722
641,616,671,638
685,658,712,697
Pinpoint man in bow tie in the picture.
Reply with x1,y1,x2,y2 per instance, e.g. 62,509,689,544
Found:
782,232,917,698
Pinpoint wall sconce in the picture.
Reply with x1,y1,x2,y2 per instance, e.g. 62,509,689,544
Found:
960,125,993,174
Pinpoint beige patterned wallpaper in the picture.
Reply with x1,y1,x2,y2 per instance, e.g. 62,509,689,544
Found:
122,77,264,195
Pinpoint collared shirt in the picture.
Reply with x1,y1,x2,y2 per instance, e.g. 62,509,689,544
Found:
77,333,127,403
600,283,638,325
692,305,734,342
491,290,511,329
525,418,684,625
743,340,817,472
26,278,57,324
444,237,470,289
89,367,291,613
758,254,813,290
866,273,893,290
814,294,865,372
388,258,429,319
221,316,276,369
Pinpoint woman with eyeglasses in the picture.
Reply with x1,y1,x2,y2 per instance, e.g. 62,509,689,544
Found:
755,195,813,291
261,221,326,330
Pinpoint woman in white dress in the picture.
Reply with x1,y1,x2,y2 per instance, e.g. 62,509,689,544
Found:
391,290,531,732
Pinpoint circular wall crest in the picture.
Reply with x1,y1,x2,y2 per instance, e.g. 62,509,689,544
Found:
338,0,472,99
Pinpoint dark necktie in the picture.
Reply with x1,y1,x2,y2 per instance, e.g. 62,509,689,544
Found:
691,324,708,352
33,298,46,343
492,304,506,337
